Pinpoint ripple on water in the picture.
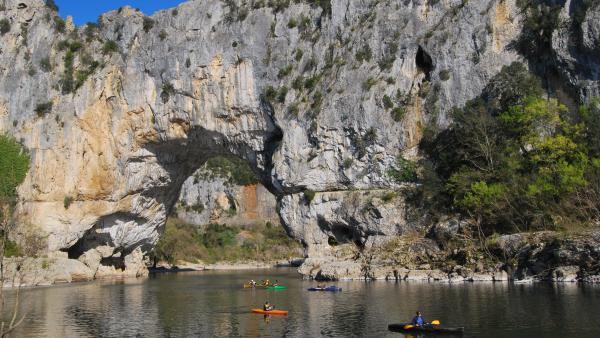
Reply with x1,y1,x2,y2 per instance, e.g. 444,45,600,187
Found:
7,269,600,338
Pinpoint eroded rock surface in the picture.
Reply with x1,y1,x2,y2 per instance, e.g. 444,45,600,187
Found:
175,164,279,227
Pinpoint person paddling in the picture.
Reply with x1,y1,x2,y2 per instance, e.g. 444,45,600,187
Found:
412,311,425,327
263,301,274,311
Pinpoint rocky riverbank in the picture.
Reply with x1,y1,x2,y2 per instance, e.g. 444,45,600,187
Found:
298,228,600,284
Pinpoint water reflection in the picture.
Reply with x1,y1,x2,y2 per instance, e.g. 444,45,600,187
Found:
7,269,600,337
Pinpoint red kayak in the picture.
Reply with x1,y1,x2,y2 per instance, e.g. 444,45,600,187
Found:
251,309,288,315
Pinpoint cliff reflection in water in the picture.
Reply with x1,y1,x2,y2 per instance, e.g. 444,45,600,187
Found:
7,269,600,337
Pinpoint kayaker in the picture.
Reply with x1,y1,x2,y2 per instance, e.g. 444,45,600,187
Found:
250,280,256,286
273,279,279,286
263,301,274,311
411,311,425,327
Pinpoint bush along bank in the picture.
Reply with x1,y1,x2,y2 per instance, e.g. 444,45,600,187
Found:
149,218,303,269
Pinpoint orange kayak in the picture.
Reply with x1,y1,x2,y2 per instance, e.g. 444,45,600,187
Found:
251,309,288,315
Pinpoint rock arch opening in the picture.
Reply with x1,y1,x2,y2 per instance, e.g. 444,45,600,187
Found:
59,112,285,275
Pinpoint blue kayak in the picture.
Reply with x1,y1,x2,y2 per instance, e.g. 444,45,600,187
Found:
308,286,342,292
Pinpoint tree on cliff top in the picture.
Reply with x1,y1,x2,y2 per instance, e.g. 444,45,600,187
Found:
0,134,30,336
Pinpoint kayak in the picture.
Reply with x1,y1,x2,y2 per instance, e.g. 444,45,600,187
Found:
243,284,286,289
251,309,288,315
307,286,342,292
388,323,464,335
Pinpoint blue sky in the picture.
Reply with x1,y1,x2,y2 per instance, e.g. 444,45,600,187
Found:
56,0,189,26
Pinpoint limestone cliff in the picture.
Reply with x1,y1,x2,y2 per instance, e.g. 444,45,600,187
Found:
0,0,598,282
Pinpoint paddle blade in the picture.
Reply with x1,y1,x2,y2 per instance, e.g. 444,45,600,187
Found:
431,320,440,325
403,324,414,329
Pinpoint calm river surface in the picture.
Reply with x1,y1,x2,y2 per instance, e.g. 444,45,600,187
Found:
9,268,600,337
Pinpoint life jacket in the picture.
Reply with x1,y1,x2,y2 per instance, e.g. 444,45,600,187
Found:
412,315,424,326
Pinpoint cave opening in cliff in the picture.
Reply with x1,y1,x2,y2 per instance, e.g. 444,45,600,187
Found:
330,226,355,246
416,46,434,81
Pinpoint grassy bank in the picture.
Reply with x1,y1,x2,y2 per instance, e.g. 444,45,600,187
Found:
151,219,303,265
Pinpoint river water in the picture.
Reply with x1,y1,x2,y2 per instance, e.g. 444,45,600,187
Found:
8,268,600,337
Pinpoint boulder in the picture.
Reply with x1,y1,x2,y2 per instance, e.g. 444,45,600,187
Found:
551,266,580,282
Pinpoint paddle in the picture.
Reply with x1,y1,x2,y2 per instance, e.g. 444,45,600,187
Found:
403,320,441,329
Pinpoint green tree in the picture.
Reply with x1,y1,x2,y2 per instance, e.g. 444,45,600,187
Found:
0,135,29,200
0,134,30,335
421,63,599,232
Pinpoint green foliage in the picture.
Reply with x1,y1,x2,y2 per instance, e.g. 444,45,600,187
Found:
3,239,21,258
53,16,65,33
303,189,316,204
152,219,301,264
306,0,332,16
580,98,600,157
277,65,293,78
439,69,450,81
421,62,600,232
482,62,543,114
0,18,10,35
142,17,155,33
364,127,377,144
353,127,378,158
264,85,277,102
203,155,258,185
516,0,561,61
288,18,298,28
294,48,303,62
0,135,30,200
343,157,353,169
45,0,59,11
391,106,406,121
158,29,167,41
277,86,288,103
292,76,304,90
35,101,53,117
40,57,52,72
382,95,394,109
456,181,507,218
303,75,321,91
355,44,372,63
388,156,418,183
161,82,175,103
381,191,398,203
83,22,99,40
153,219,207,264
288,102,299,116
362,77,377,91
102,40,118,54
60,50,75,93
63,196,73,209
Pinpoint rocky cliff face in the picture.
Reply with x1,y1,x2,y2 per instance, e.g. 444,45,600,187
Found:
0,0,598,281
175,163,279,227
